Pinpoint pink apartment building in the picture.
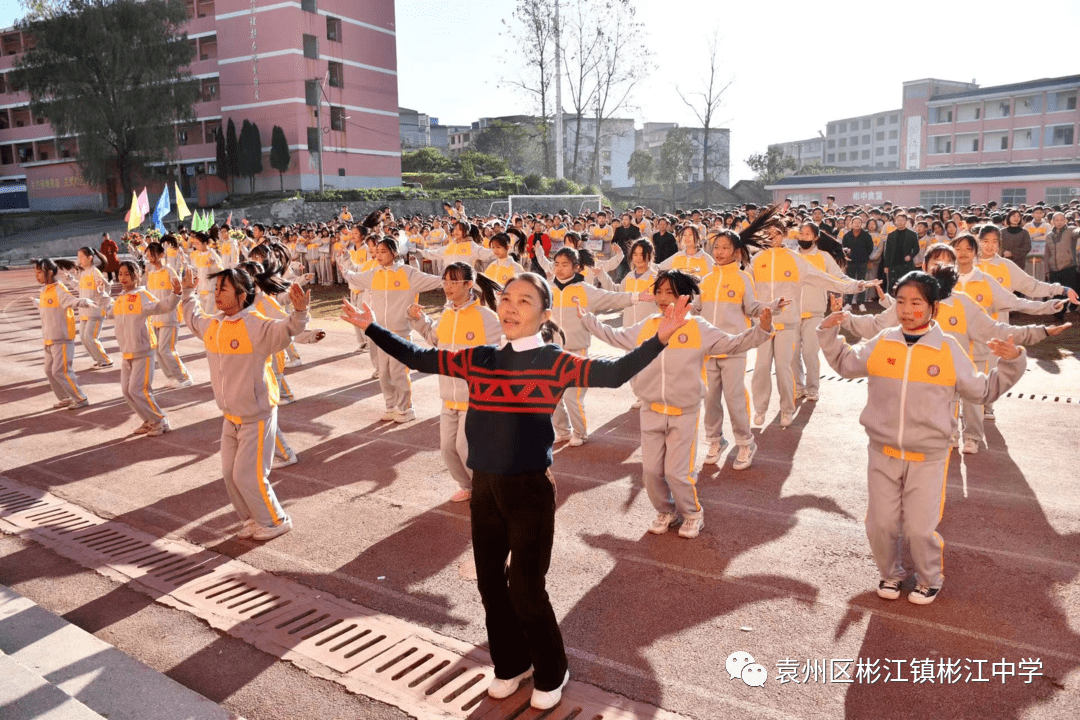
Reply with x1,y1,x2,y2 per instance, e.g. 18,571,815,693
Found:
768,75,1080,210
0,0,400,212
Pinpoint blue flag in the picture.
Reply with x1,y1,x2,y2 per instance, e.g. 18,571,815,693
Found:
152,184,171,234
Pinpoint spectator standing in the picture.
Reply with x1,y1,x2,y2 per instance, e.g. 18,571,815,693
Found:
100,233,120,283
652,218,678,264
842,217,874,308
881,212,920,288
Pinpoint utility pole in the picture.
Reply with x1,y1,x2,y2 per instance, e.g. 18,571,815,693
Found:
554,0,563,179
314,75,327,191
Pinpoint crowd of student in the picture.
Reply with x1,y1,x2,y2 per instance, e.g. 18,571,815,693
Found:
26,197,1077,711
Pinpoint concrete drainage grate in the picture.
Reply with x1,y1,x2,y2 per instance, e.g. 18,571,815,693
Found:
0,475,686,720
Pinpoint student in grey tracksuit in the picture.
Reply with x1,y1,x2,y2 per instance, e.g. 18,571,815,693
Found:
32,259,91,409
102,261,181,435
73,248,113,368
581,270,773,538
750,223,873,425
182,268,310,539
818,267,1027,605
144,244,192,387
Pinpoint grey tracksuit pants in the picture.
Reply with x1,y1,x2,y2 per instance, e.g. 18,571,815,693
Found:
220,412,288,528
80,318,111,365
865,446,949,589
121,356,166,424
552,348,588,438
441,406,471,490
640,407,702,520
154,325,190,382
793,315,822,394
960,355,990,445
44,342,86,403
704,356,753,446
752,327,798,415
376,330,413,411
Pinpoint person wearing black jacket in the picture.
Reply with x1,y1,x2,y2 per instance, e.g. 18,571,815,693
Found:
652,217,677,264
842,217,874,306
611,213,641,281
881,212,920,290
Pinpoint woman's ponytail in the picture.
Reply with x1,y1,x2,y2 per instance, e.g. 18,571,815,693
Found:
472,273,502,312
540,319,565,346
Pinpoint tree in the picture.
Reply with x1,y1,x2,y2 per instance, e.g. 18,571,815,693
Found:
269,125,291,191
11,0,197,203
746,147,797,184
560,0,602,181
500,0,556,176
215,129,228,184
248,121,263,192
225,118,239,191
627,149,654,187
401,147,453,173
659,128,694,202
473,121,534,174
676,30,732,206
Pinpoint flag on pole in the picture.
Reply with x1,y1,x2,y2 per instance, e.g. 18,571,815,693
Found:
137,187,150,216
174,182,190,220
225,211,233,227
126,191,143,231
208,209,215,228
192,209,205,232
152,184,171,234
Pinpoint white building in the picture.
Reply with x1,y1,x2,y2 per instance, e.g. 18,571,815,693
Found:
562,116,636,188
769,137,825,168
638,122,730,187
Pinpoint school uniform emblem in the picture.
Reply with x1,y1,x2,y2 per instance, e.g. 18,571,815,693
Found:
976,294,984,302
887,357,897,365
230,339,240,349
128,304,135,311
949,316,958,326
927,365,941,377
727,290,736,298
784,270,792,277
394,280,401,287
465,331,475,340
997,277,1004,283
678,333,688,344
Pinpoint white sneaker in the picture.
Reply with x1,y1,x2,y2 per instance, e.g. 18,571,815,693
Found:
236,519,259,539
908,585,940,605
703,438,729,465
133,420,153,435
285,358,303,368
176,378,193,389
983,409,995,421
648,512,681,535
278,396,295,406
379,410,396,422
630,399,642,409
733,441,757,470
949,432,960,449
145,419,170,436
165,377,179,389
356,344,368,354
488,666,533,699
780,411,794,427
554,433,572,443
805,391,819,402
877,579,902,600
962,438,979,455
251,516,293,541
858,303,867,313
393,409,417,423
530,670,570,711
567,433,586,447
53,399,72,409
67,399,89,410
753,413,765,426
678,516,704,539
274,454,298,468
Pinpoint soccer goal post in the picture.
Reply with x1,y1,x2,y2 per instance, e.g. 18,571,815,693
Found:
506,195,603,218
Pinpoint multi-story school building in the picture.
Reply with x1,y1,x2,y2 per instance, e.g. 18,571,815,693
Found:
0,0,400,212
767,75,1080,208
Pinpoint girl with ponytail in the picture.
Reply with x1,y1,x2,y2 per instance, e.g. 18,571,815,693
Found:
817,266,1031,607
144,242,192,388
482,233,525,286
406,262,504,502
74,246,113,369
342,270,691,711
31,258,92,409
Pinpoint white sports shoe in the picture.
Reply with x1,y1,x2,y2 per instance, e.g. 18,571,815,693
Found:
488,666,533,699
630,399,642,409
236,520,259,539
794,388,806,400
274,454,299,468
380,410,396,422
780,411,794,427
753,413,765,426
678,516,704,539
530,670,570,711
251,516,293,541
805,391,819,402
176,378,193,389
285,358,303,368
733,441,757,470
648,512,681,535
858,303,867,312
962,438,979,455
144,419,170,436
165,377,179,389
703,438,729,465
394,409,417,423
567,433,587,447
554,433,572,443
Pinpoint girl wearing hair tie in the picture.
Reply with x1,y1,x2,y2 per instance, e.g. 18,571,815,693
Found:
73,246,113,370
342,271,690,711
143,243,192,389
31,258,92,409
818,268,1028,606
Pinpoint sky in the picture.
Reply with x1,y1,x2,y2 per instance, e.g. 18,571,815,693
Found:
4,0,1080,183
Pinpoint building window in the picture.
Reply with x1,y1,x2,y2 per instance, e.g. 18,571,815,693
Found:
1001,188,1027,206
826,153,835,163
876,146,884,156
1045,187,1078,204
890,130,899,140
200,77,218,102
862,119,870,129
828,123,836,134
876,131,885,141
326,16,342,42
786,193,822,206
301,0,317,12
932,107,953,124
889,145,898,154
862,134,870,145
328,61,343,88
850,136,858,146
1001,135,1009,150
887,161,897,168
1049,91,1077,112
1015,95,1042,115
839,138,847,147
861,149,870,160
931,136,952,154
920,190,971,206
330,106,344,131
849,122,858,132
1047,125,1075,146
1013,128,1039,149
838,152,847,161
307,126,320,151
827,139,835,149
305,79,319,106
889,114,898,123
875,162,884,168
303,34,318,59
877,116,885,126
602,165,612,175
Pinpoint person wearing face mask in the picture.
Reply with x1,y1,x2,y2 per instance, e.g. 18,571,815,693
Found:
818,267,1028,606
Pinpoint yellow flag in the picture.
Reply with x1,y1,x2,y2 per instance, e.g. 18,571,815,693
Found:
126,191,143,230
174,182,191,220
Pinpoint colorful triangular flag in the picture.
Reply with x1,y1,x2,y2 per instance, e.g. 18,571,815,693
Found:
152,184,171,234
174,182,190,220
137,187,150,216
126,191,143,231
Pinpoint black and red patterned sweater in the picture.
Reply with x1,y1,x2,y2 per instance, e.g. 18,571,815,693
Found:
365,323,665,475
